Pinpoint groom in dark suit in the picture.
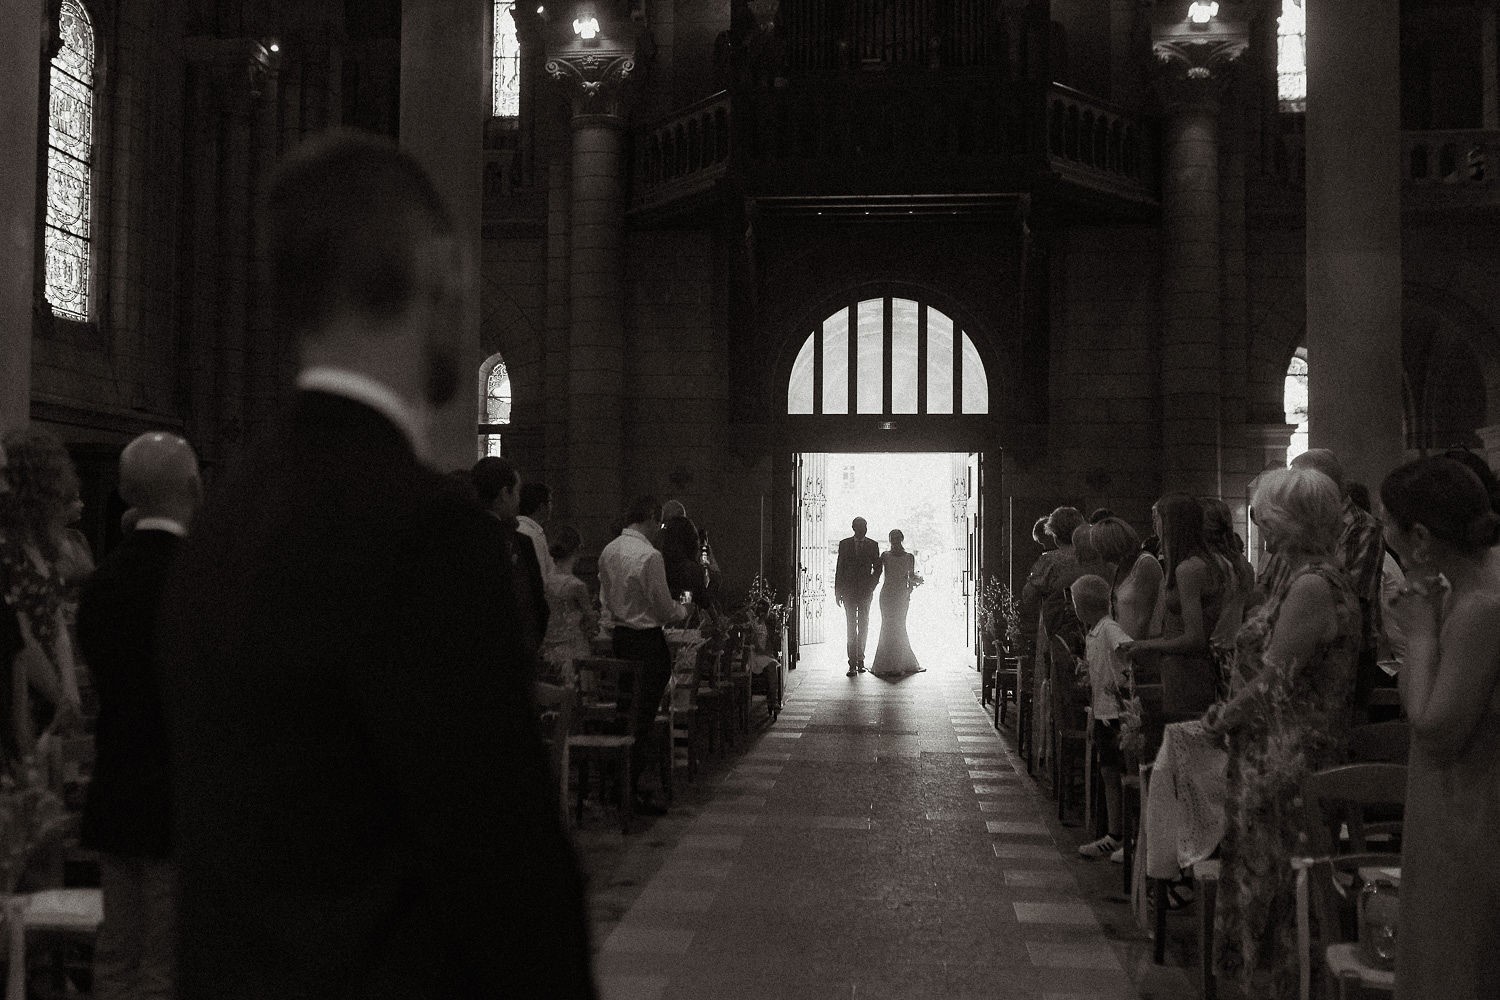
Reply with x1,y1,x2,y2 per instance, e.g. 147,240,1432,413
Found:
834,517,882,677
159,131,595,999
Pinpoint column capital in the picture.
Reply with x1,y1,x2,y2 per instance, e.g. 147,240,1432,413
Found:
546,49,638,121
1151,16,1249,108
1246,421,1299,471
185,37,280,112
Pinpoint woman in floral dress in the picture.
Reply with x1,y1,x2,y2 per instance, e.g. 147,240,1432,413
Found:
1205,466,1360,998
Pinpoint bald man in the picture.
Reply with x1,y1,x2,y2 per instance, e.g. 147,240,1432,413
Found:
77,432,202,1000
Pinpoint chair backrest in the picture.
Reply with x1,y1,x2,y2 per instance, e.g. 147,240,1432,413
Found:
1302,762,1407,857
1348,720,1411,764
574,658,642,723
1048,634,1087,728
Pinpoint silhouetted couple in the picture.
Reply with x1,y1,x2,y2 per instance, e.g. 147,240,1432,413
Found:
834,517,924,678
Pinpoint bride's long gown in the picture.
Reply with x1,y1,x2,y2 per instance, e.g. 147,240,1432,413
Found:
870,550,922,677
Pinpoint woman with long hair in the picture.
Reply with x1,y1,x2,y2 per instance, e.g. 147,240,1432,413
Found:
1205,466,1359,998
1122,493,1229,717
0,429,85,753
1091,516,1163,641
1381,457,1500,998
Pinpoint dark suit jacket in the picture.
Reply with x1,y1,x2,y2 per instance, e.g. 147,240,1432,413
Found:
77,528,179,858
160,391,595,1000
834,535,882,601
500,519,549,658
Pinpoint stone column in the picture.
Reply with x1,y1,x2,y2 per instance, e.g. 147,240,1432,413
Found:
548,45,639,543
400,0,488,468
0,0,45,428
1304,0,1403,491
1151,16,1248,499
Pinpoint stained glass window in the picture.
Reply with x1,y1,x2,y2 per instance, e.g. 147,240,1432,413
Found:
478,355,512,457
786,299,990,416
1277,0,1306,113
45,0,96,322
492,1,521,119
1285,350,1309,464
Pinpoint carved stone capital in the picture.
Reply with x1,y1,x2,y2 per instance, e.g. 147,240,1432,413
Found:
546,50,638,121
1151,19,1249,110
186,37,279,112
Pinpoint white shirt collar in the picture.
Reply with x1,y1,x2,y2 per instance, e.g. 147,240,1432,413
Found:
134,517,188,538
295,367,424,454
517,515,543,533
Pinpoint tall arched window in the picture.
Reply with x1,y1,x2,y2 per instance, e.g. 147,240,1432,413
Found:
786,298,989,415
492,1,521,119
1277,0,1306,113
1285,348,1309,464
44,0,97,322
478,354,512,457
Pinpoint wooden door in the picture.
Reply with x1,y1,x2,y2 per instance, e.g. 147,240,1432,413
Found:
797,452,828,645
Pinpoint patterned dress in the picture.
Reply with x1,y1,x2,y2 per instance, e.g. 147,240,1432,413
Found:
1213,561,1359,998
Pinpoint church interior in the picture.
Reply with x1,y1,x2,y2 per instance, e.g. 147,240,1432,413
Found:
0,0,1494,996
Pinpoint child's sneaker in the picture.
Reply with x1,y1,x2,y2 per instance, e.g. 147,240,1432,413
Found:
1077,834,1121,860
1109,846,1125,864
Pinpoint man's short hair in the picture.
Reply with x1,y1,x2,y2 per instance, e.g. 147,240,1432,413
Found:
852,517,867,532
624,495,661,526
519,482,551,517
266,128,454,340
470,457,518,508
1069,574,1112,619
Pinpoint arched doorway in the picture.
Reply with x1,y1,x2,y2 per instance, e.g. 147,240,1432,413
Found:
780,293,1001,671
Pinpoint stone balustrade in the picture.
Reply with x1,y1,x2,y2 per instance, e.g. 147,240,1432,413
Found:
631,91,733,214
1044,84,1155,205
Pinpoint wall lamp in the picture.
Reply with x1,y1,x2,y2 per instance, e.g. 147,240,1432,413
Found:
1188,1,1219,24
572,14,600,39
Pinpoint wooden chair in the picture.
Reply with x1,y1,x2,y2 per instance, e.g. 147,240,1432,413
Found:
729,635,754,737
669,663,705,784
534,681,577,828
570,658,641,834
2,811,100,1000
1294,763,1407,1000
1048,635,1090,825
989,655,1021,729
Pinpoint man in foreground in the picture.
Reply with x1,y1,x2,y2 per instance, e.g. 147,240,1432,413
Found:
160,129,595,999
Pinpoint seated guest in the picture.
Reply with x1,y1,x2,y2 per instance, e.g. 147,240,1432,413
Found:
1070,574,1130,863
1122,493,1230,717
1381,457,1500,999
540,525,598,684
1203,466,1359,999
1091,516,1162,641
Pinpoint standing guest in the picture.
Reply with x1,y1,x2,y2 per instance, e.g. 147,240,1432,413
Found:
1202,496,1256,663
1087,507,1115,524
77,432,201,1000
517,482,556,582
661,514,706,601
0,429,85,751
473,456,549,665
158,130,595,999
1381,457,1500,1000
1019,515,1061,661
1072,523,1109,579
1091,516,1162,641
1032,506,1088,651
540,525,598,684
1205,467,1359,999
1071,574,1131,862
834,517,883,677
1260,449,1385,709
599,495,688,815
1122,494,1229,718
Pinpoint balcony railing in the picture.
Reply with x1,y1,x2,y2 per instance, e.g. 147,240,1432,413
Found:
631,92,733,216
1405,129,1498,187
1044,84,1156,206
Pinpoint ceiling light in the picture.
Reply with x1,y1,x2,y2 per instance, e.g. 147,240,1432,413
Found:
1188,1,1219,24
573,14,599,38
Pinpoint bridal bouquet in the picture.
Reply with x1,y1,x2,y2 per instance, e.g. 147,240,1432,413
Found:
908,572,924,593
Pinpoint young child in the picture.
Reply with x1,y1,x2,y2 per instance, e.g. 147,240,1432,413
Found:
1070,573,1131,861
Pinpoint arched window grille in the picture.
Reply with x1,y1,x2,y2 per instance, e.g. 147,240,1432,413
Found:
44,0,96,322
786,298,989,416
1285,348,1308,464
1277,0,1307,113
492,1,521,119
478,354,512,457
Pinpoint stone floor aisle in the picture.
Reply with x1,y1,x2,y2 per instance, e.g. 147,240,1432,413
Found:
589,649,1144,1000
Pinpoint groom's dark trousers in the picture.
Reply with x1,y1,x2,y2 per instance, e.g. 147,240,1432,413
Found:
834,534,882,668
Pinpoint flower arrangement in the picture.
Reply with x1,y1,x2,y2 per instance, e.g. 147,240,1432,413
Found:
1117,691,1146,759
976,576,1021,652
0,740,67,894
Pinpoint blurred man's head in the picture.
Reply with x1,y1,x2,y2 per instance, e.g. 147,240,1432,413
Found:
267,129,463,408
471,457,520,520
1291,448,1345,494
852,517,867,538
520,482,552,521
119,433,202,526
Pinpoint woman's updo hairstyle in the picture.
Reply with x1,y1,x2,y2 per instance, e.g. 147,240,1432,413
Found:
1381,457,1500,553
889,528,905,545
548,523,583,562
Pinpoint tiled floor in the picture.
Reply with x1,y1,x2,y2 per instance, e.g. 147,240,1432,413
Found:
580,645,1195,1000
